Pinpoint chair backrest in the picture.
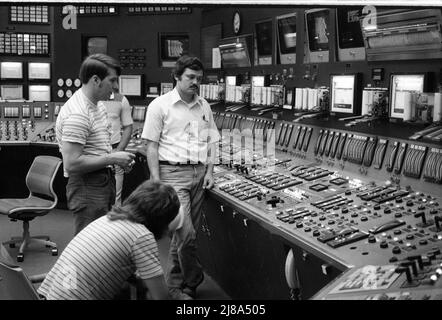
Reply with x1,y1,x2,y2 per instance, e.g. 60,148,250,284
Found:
26,156,62,201
0,246,40,300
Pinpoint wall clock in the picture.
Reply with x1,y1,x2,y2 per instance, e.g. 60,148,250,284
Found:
233,11,241,35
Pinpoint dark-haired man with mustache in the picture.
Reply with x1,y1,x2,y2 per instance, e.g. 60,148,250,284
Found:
142,55,220,300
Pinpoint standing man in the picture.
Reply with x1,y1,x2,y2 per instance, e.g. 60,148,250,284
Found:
100,92,134,205
56,53,135,235
142,55,220,300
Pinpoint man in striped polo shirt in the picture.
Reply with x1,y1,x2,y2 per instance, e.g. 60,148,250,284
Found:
37,180,182,300
56,54,135,235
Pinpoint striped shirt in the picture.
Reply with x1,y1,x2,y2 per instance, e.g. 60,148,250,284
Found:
37,216,163,300
56,88,112,177
142,88,220,164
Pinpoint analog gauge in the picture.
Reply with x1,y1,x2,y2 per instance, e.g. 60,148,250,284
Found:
57,89,64,98
57,78,64,87
66,89,73,98
74,78,81,87
65,78,73,87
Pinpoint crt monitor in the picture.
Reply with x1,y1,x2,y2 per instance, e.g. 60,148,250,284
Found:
389,74,425,120
1,84,23,100
219,35,252,68
28,62,51,80
29,85,51,102
305,8,330,63
255,19,273,65
0,62,23,79
276,12,297,64
336,7,366,61
330,74,361,116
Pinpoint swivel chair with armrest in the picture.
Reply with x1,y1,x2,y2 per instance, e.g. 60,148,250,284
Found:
0,155,62,262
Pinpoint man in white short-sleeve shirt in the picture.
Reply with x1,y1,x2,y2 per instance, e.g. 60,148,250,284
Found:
142,55,219,300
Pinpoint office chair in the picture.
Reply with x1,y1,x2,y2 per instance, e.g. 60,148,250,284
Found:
0,155,62,262
0,244,45,300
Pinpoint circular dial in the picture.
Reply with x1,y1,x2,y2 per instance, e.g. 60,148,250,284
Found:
74,78,81,87
57,78,64,87
65,89,73,98
233,11,241,34
65,78,72,87
57,89,64,98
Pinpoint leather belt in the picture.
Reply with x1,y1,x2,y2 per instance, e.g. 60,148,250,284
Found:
159,160,203,166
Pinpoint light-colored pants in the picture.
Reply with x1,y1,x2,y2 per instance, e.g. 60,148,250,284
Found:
160,164,206,290
114,164,124,206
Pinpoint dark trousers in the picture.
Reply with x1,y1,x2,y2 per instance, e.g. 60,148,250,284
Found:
66,168,116,235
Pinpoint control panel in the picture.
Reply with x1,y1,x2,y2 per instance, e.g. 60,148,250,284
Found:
210,110,442,298
0,102,61,145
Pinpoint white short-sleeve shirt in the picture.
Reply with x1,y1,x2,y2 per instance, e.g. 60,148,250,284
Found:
141,88,220,164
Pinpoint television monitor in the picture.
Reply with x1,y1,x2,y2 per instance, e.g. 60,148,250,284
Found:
305,8,330,63
0,62,23,79
28,62,51,80
336,8,366,61
82,36,107,60
389,74,425,120
29,85,51,101
255,19,273,65
119,75,143,97
219,35,252,68
86,36,107,55
330,74,361,116
276,13,297,65
1,84,23,100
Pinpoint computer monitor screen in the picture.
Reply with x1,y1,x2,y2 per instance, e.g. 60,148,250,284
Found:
306,9,329,52
86,37,107,55
336,8,364,49
29,85,51,101
255,20,273,65
1,84,23,100
277,13,296,64
119,75,142,97
390,74,425,119
28,62,51,80
219,35,252,68
0,62,23,79
331,74,356,114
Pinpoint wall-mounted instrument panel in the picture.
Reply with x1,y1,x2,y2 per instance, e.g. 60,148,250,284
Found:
0,102,60,144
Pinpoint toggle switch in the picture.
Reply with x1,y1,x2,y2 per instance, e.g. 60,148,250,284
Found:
400,260,418,276
395,266,412,283
407,255,424,270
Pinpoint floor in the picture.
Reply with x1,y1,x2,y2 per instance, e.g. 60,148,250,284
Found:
0,208,230,300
